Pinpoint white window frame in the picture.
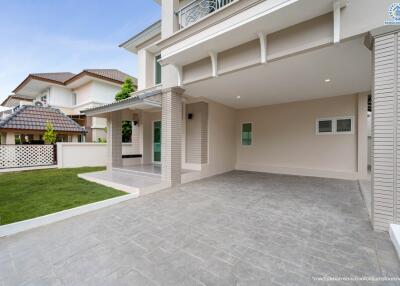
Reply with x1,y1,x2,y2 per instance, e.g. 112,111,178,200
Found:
316,116,354,135
240,122,253,146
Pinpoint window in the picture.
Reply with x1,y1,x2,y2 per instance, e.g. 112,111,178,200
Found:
72,93,77,106
318,120,332,133
241,123,252,146
316,117,354,135
336,118,352,133
155,54,162,85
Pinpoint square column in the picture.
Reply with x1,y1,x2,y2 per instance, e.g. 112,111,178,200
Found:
107,111,122,171
5,132,15,144
161,87,184,186
371,28,400,231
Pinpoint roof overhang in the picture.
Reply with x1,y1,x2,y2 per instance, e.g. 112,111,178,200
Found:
160,0,347,66
13,71,135,97
13,75,64,96
83,88,162,117
119,20,162,54
66,72,123,89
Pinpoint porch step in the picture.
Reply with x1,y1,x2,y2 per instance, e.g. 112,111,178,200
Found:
112,167,161,178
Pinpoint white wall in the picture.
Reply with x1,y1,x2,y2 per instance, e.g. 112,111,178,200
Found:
235,94,358,179
91,81,120,104
74,82,93,106
57,143,141,168
49,86,73,107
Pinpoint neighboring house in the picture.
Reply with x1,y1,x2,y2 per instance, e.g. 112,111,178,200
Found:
0,105,85,144
84,0,399,232
1,94,33,108
2,69,136,142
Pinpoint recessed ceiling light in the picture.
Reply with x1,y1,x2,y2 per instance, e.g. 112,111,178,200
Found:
324,78,331,83
236,96,241,99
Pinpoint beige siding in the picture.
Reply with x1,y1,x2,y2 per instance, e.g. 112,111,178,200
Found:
218,39,260,75
183,57,212,83
372,32,399,231
186,102,208,164
161,88,184,185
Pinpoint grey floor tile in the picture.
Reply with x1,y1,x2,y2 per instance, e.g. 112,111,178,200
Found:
0,171,398,285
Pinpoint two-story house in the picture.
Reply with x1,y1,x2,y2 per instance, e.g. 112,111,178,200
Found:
83,0,400,232
1,69,136,143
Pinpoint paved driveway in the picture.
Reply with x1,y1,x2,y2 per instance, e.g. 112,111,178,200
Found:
1,171,399,285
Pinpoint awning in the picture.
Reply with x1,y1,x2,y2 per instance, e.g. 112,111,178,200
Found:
83,87,162,117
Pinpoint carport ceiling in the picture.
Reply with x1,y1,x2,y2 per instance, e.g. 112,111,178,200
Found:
184,37,371,109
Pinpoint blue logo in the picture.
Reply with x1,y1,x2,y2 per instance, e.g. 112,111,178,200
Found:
386,3,400,25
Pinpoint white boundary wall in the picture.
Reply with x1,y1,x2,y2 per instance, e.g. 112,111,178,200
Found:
57,143,140,168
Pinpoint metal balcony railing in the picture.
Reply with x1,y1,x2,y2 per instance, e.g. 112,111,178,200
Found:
178,0,235,28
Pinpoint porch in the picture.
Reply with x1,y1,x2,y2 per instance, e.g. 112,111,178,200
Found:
79,164,199,196
82,88,203,194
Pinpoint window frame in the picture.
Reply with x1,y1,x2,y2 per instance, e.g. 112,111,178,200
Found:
240,122,253,146
316,116,354,135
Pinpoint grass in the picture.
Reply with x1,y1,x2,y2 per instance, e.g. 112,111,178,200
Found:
0,167,126,225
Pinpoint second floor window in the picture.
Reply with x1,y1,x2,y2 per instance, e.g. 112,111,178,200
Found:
72,93,77,106
155,54,162,85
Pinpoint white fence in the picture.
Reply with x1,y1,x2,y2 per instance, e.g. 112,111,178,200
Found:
0,145,56,169
57,143,141,168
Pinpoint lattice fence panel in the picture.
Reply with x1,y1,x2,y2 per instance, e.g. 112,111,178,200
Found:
0,145,56,169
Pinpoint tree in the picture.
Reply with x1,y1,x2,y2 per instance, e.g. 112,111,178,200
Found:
115,78,136,142
42,121,57,144
115,77,135,101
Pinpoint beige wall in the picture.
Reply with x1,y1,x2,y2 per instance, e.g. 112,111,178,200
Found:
165,0,392,87
186,99,236,179
235,94,358,179
182,13,334,84
185,102,208,164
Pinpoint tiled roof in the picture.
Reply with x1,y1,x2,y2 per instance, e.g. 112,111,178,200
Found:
13,69,136,93
83,69,136,84
0,105,86,133
1,94,34,107
31,72,76,83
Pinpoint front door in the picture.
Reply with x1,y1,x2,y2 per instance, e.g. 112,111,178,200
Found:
153,121,161,163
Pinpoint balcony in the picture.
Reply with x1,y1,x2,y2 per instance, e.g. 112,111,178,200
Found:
178,0,235,28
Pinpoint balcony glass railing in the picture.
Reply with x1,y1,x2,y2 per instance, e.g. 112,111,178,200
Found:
178,0,234,28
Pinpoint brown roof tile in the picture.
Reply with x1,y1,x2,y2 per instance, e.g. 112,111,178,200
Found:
31,72,76,83
0,106,86,133
83,69,136,84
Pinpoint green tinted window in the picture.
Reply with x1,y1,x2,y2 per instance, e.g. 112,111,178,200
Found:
155,54,162,85
241,123,252,146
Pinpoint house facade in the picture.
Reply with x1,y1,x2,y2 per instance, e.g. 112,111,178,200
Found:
2,69,136,143
84,0,400,231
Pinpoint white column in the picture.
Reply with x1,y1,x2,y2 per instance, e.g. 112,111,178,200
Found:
357,93,369,179
161,0,179,38
131,113,141,154
161,87,184,186
372,29,400,231
107,111,122,171
161,0,180,89
5,132,15,144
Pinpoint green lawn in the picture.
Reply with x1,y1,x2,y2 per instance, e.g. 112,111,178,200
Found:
0,167,126,225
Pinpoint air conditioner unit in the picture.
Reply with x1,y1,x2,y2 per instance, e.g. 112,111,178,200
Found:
33,100,48,107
